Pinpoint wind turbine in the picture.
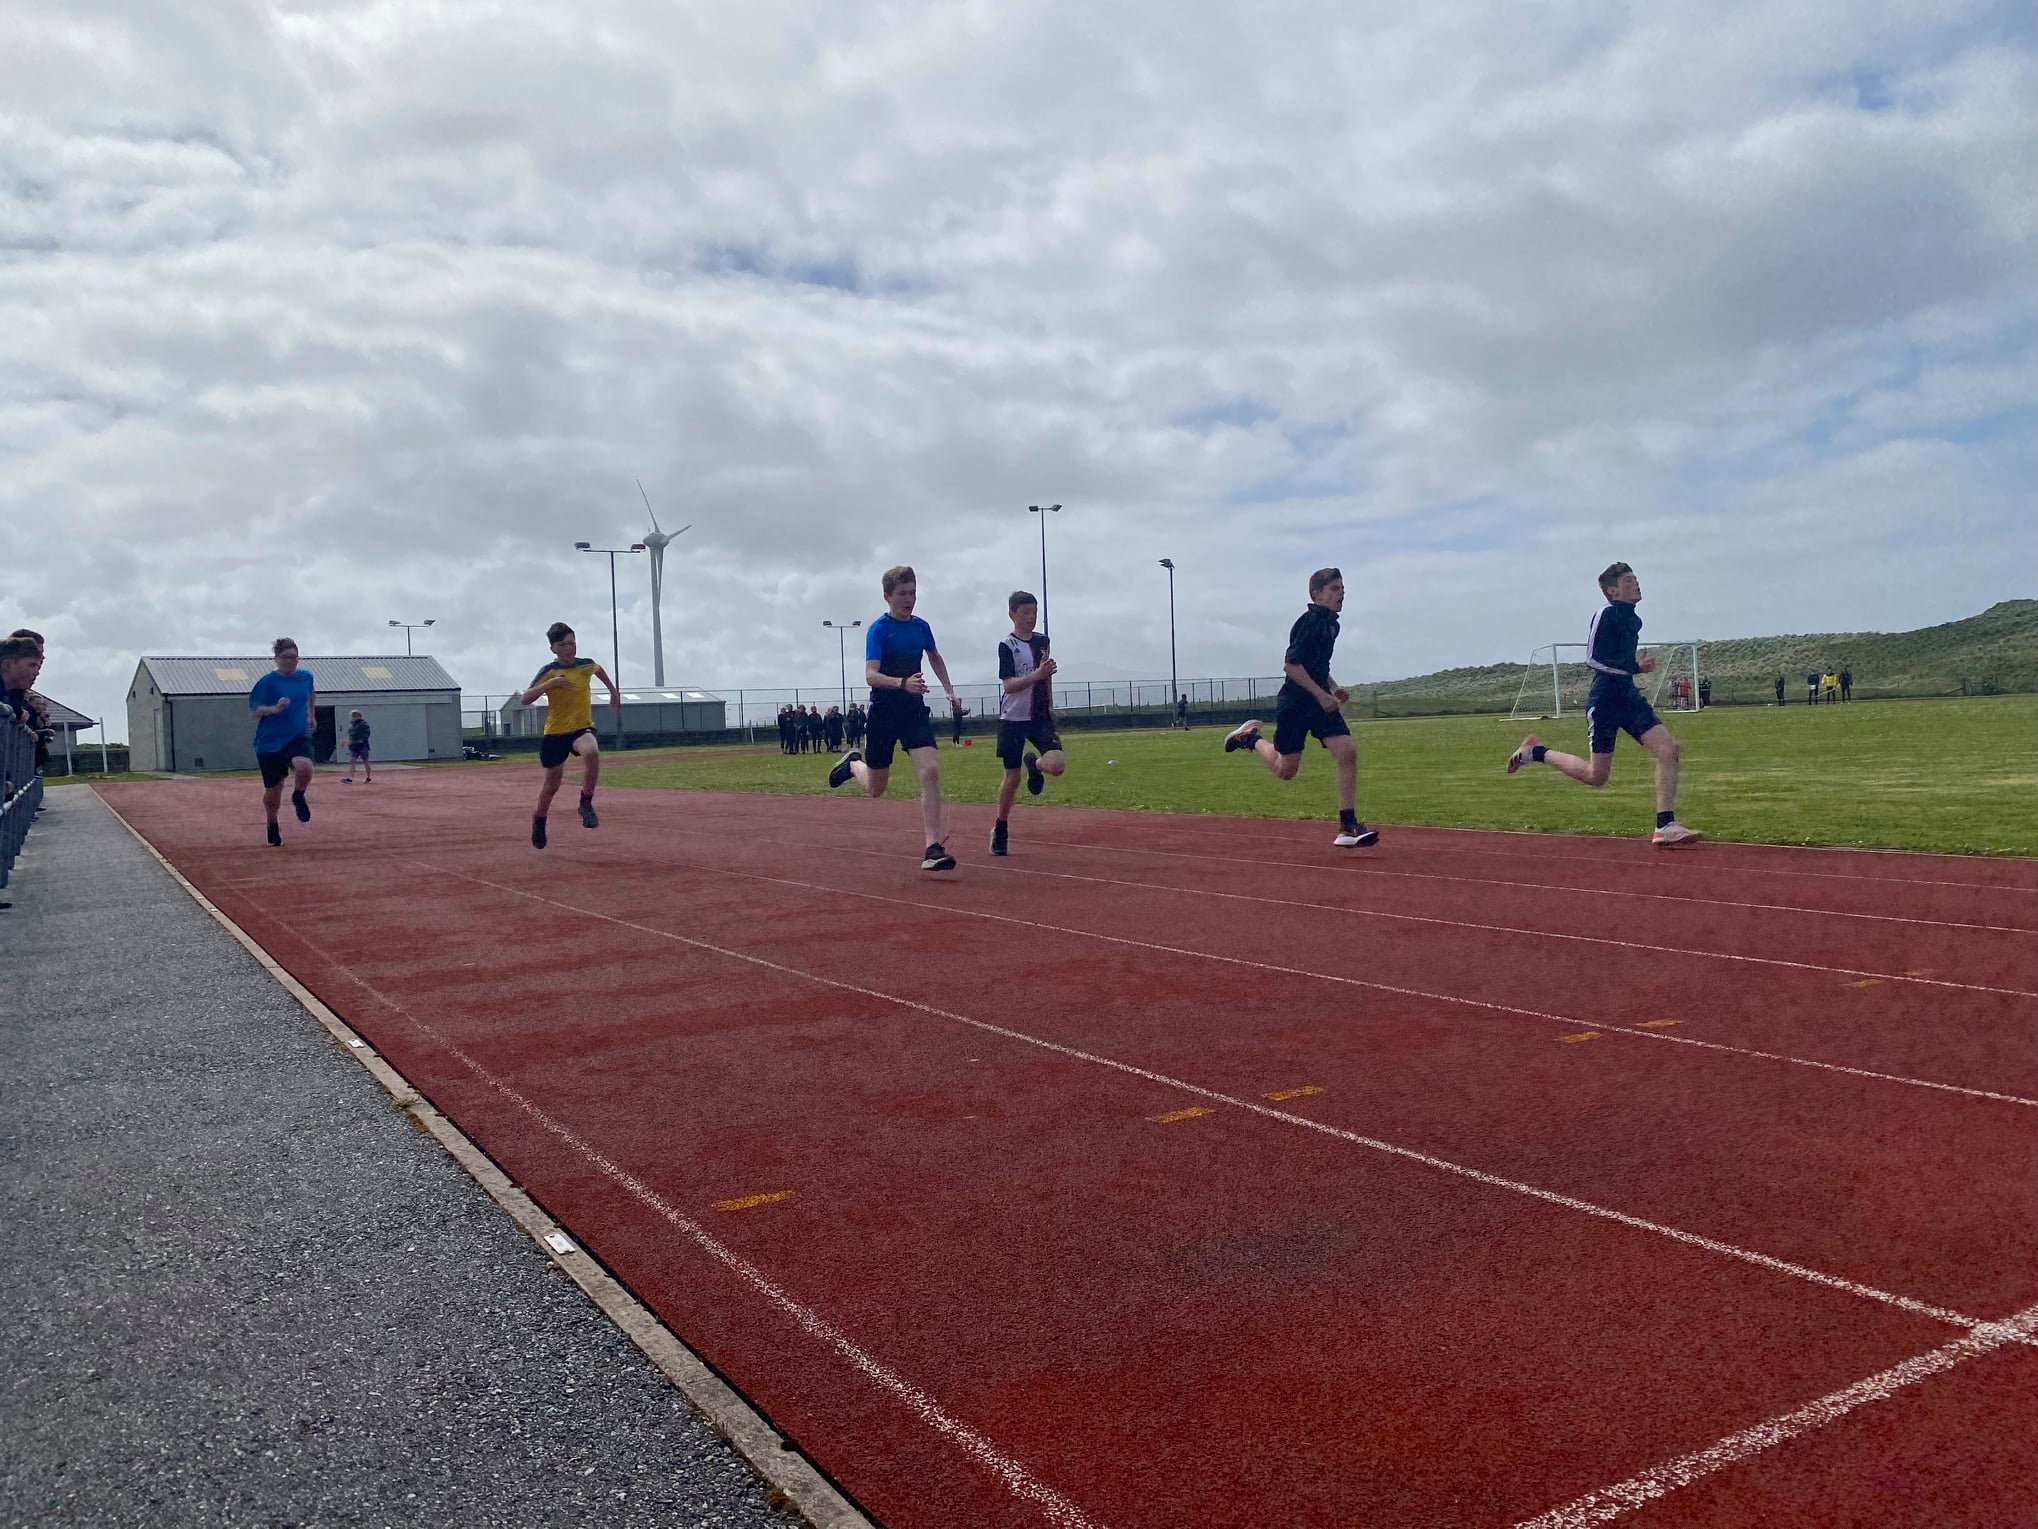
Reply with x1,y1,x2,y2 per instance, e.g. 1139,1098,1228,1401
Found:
637,479,691,687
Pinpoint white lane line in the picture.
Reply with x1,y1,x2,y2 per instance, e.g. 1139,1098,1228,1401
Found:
394,852,2035,1347
1512,1299,2038,1527
1014,834,2037,936
760,834,2036,1001
259,903,1111,1529
761,838,2038,1110
1126,821,2038,895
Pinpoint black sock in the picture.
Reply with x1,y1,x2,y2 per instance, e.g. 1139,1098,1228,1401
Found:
1656,810,1675,829
579,791,593,803
1340,810,1359,830
1530,744,1547,762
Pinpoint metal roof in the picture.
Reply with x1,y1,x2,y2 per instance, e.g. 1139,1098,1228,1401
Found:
138,656,460,696
33,693,95,729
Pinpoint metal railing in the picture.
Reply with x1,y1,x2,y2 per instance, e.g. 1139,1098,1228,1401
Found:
461,676,1292,740
1,710,44,891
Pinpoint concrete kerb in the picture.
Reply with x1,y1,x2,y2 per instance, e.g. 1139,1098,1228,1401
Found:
93,788,874,1529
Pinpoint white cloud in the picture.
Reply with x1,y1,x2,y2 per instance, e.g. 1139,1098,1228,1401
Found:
6,0,2033,734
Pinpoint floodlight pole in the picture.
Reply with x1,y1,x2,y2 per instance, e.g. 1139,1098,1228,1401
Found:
823,619,863,712
1028,503,1061,638
387,618,435,655
1158,559,1178,726
576,541,644,744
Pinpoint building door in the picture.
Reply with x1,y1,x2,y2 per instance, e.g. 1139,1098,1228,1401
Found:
312,706,338,763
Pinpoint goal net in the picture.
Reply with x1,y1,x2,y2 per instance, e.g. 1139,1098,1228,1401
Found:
1509,641,1707,720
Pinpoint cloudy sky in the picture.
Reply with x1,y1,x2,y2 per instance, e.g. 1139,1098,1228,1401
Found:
7,0,2034,735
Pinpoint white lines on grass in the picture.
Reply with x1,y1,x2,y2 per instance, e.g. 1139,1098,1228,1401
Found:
259,899,1111,1529
1512,1299,2038,1526
395,853,2037,1348
1019,834,2037,936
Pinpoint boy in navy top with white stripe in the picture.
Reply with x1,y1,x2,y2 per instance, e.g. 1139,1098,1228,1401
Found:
1221,568,1377,848
826,564,967,871
989,591,1065,856
1507,561,1700,846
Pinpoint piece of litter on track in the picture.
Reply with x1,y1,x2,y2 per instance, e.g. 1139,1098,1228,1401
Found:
1150,1106,1213,1123
1638,1019,1681,1029
542,1232,575,1255
1852,978,1884,989
1263,1086,1325,1101
1561,1031,1602,1044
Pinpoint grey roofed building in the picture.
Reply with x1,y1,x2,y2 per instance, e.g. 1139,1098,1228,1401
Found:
127,655,462,773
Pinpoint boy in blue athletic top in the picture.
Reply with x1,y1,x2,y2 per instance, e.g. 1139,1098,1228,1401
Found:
1506,561,1699,846
248,636,316,847
827,564,966,871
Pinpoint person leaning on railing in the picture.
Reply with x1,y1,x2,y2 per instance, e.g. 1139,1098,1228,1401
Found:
6,629,53,773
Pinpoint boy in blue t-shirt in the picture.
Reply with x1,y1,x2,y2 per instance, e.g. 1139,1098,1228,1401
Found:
248,637,317,847
826,564,967,871
1505,561,1699,846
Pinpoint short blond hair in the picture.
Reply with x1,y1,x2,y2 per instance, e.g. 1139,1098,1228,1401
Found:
882,565,916,596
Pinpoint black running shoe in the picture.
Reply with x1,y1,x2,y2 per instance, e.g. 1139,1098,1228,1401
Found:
828,749,862,789
1223,720,1264,754
579,796,599,829
1334,821,1380,848
1024,753,1044,796
990,820,1009,856
291,788,310,823
532,815,547,850
266,821,282,847
921,842,957,871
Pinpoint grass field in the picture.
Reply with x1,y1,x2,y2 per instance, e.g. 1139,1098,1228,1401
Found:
602,693,2038,855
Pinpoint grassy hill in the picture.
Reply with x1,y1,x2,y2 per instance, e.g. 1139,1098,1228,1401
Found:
1365,599,2037,714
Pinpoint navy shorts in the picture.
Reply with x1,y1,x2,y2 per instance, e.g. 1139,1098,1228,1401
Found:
257,737,313,788
1271,687,1351,756
864,697,936,770
347,742,370,761
539,727,595,769
997,714,1062,769
1587,683,1662,755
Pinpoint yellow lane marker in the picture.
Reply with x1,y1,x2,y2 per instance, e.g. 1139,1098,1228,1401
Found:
1561,1031,1603,1044
1852,978,1884,989
714,1190,797,1212
1150,1106,1214,1124
1263,1086,1325,1102
1638,1019,1681,1030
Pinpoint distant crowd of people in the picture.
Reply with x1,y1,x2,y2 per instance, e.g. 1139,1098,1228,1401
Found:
1774,668,1853,704
777,701,864,755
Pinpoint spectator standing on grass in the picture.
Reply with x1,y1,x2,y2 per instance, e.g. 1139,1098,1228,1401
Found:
825,706,844,753
776,705,792,755
825,564,966,872
1775,673,1786,706
1807,669,1820,705
1220,567,1378,849
1698,677,1711,708
342,710,373,783
1822,669,1839,704
1505,561,1700,847
248,637,317,849
1840,668,1853,702
1176,693,1189,729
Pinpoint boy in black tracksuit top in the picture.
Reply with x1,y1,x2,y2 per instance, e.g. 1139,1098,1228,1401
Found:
988,591,1065,856
1506,561,1700,846
1221,567,1377,849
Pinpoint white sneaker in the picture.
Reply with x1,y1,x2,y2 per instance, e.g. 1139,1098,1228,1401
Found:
1334,822,1379,848
1506,734,1539,774
1651,822,1702,847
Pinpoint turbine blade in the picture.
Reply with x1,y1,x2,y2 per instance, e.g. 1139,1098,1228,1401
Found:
637,477,662,534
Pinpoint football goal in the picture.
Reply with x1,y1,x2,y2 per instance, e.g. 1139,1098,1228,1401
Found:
1509,641,1707,720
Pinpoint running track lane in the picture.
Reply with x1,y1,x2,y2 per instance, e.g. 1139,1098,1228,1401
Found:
100,779,2038,1527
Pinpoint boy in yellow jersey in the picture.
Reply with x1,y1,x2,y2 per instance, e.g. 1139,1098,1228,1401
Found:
519,622,620,849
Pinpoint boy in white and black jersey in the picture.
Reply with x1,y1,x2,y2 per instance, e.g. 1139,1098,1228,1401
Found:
989,591,1065,856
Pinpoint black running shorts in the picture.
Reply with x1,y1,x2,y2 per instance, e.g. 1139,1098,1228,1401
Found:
1586,681,1662,755
539,727,596,769
997,715,1062,769
1271,688,1350,756
257,737,314,788
864,697,936,770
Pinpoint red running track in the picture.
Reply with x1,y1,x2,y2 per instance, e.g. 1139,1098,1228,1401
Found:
99,772,2038,1528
